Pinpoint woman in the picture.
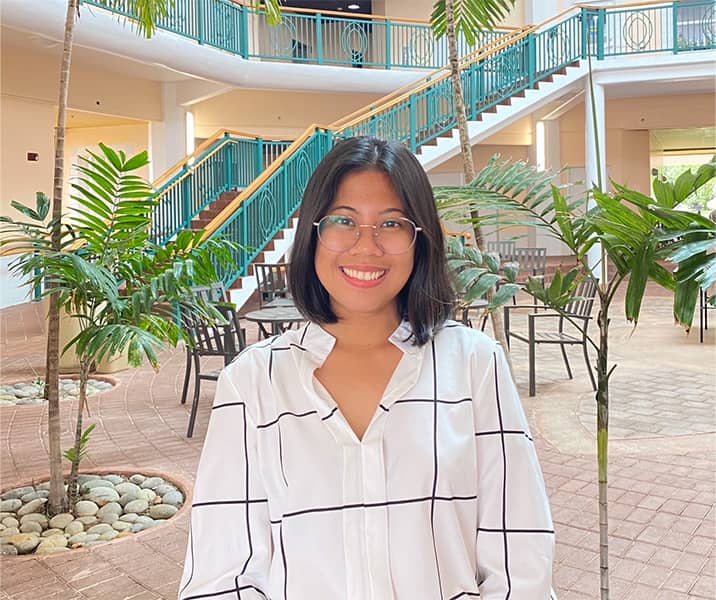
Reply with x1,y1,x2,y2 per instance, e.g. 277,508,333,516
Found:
179,137,555,599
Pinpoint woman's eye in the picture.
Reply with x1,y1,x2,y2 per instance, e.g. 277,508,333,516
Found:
381,219,403,229
327,215,354,227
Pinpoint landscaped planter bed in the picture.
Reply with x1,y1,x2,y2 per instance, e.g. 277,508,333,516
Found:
0,472,185,555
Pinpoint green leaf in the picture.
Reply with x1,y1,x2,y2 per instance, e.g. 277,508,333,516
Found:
488,283,521,309
624,242,653,324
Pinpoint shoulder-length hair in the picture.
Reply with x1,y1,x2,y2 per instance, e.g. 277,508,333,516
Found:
288,136,455,346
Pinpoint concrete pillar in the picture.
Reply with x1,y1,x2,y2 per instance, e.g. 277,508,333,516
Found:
585,79,606,280
149,83,188,181
533,117,569,254
525,0,561,24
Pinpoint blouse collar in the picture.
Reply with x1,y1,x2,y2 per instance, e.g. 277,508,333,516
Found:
299,319,419,367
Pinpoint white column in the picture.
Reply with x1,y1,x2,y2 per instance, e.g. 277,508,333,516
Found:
585,79,606,280
148,83,188,181
525,0,561,24
533,117,569,254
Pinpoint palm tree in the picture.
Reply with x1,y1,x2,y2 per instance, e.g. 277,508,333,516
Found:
2,144,237,509
430,0,516,361
435,154,716,599
45,0,177,516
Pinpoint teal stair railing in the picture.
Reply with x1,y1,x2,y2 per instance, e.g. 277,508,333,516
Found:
121,0,711,287
195,0,714,288
206,129,334,277
81,0,512,70
151,132,291,245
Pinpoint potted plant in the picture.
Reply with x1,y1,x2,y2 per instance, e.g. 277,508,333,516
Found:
434,154,715,598
1,143,236,509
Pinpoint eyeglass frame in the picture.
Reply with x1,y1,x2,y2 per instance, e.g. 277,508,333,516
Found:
312,215,423,255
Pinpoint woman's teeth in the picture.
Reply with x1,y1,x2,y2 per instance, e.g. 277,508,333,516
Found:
341,268,385,281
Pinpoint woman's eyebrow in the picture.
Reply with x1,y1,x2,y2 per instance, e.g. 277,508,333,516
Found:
328,205,406,215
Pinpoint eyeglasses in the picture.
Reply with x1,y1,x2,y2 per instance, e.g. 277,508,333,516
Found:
313,215,422,255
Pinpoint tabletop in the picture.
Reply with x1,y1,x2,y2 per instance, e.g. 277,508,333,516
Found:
244,305,305,338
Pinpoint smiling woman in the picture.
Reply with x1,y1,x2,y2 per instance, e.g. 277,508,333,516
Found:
179,137,556,600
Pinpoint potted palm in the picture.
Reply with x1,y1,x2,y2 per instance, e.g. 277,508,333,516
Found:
0,143,236,509
434,154,715,598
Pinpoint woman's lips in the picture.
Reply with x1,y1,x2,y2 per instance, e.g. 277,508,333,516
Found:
340,267,387,288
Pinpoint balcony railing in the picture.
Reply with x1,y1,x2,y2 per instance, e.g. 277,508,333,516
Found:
81,0,512,70
192,0,714,287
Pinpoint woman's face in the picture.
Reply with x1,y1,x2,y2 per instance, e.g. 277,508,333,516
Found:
314,169,415,322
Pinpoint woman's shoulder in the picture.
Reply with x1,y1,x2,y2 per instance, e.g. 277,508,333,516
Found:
433,320,500,359
222,326,307,382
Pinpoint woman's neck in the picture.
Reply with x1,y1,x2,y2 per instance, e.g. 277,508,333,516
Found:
323,311,402,352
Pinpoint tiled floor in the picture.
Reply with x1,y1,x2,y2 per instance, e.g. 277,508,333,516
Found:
0,290,714,599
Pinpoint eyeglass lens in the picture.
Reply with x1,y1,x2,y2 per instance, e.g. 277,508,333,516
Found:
316,215,417,254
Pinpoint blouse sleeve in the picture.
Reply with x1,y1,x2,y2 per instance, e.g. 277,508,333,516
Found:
473,343,555,599
179,369,273,600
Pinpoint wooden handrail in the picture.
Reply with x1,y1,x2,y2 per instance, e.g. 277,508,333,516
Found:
153,129,291,188
200,124,334,239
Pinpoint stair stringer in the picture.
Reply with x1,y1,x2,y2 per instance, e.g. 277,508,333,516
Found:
417,63,589,172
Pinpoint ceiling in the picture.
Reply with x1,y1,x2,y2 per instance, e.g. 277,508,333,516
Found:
281,1,373,15
65,109,144,129
1,26,193,83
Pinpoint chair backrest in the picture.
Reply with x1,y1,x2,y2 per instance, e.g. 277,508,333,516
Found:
254,263,290,308
514,247,547,276
487,240,516,262
564,277,599,318
190,282,227,304
187,304,245,357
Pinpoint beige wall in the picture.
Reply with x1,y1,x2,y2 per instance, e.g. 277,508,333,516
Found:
1,43,162,217
430,118,532,173
0,96,55,218
64,124,151,208
191,89,384,138
1,44,162,122
560,93,716,195
381,0,525,27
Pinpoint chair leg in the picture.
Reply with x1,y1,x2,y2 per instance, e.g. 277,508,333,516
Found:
528,317,536,397
583,341,596,391
180,346,192,405
559,343,573,380
480,312,489,332
187,354,202,438
700,290,705,343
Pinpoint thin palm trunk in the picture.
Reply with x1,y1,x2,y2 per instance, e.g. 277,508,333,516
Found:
596,295,610,599
46,0,79,516
444,0,512,367
66,359,90,509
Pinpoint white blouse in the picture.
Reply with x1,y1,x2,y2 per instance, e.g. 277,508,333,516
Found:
179,321,555,600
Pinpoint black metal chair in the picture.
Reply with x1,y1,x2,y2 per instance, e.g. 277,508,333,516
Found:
180,283,228,408
254,262,291,308
504,277,598,397
512,247,548,309
184,303,246,438
699,287,715,344
487,240,517,262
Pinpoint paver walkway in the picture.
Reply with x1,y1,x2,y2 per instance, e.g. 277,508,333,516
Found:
0,290,714,599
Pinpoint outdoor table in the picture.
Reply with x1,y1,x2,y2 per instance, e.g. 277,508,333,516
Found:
263,297,295,308
244,305,305,338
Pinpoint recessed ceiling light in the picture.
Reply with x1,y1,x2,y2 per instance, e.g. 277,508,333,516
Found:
348,3,360,9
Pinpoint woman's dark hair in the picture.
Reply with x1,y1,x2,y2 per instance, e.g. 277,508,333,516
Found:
288,136,455,346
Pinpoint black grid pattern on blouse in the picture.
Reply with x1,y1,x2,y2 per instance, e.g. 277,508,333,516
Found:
180,326,555,600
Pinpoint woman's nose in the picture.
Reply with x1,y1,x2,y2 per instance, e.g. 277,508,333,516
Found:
348,225,383,255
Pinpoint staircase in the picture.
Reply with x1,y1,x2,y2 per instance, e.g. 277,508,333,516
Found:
135,1,715,311
418,62,588,170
